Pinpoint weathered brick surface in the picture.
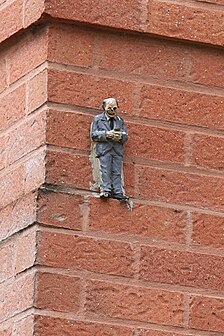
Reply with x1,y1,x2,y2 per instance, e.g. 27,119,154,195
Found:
191,134,224,171
15,227,37,274
7,29,48,84
0,84,26,131
0,0,23,43
0,272,34,323
89,197,186,243
35,272,81,313
146,0,224,46
34,315,134,336
24,0,45,27
27,70,48,114
48,69,134,112
86,279,184,326
191,212,224,248
140,246,224,291
137,166,224,211
0,192,37,241
189,295,224,332
139,84,224,130
24,149,46,194
46,110,92,151
48,25,94,67
14,315,34,336
126,122,185,163
37,190,83,230
138,329,198,336
37,230,135,277
45,0,142,32
0,240,14,283
0,57,7,93
97,34,187,81
46,149,92,190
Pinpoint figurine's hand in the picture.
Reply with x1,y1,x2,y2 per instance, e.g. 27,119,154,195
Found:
106,130,115,139
113,131,122,141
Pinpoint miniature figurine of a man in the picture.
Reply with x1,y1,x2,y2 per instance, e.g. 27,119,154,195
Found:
91,98,128,200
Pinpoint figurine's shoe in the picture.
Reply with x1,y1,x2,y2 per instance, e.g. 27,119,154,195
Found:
112,194,129,201
100,192,110,199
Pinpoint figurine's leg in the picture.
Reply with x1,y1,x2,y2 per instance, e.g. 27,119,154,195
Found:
111,151,124,197
99,152,113,195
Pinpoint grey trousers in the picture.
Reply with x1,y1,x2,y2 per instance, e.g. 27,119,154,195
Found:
99,149,123,195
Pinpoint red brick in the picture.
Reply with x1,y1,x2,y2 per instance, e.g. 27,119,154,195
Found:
14,315,34,336
140,246,224,291
0,57,7,93
146,0,224,46
45,0,142,32
46,110,92,151
0,164,24,209
6,111,46,166
48,69,134,112
139,84,224,131
123,162,135,197
86,279,184,326
98,34,187,81
37,190,83,230
191,212,224,248
126,122,185,163
35,272,80,313
197,0,224,4
48,25,94,67
34,315,134,336
0,134,9,171
188,46,224,87
37,230,134,277
27,70,48,114
138,329,197,336
0,0,23,43
0,84,26,131
46,149,93,190
15,227,37,274
24,0,45,27
189,295,224,332
0,326,12,336
7,29,48,84
0,192,37,241
24,149,46,194
191,134,224,171
0,272,34,323
0,240,14,282
137,166,224,211
89,197,186,243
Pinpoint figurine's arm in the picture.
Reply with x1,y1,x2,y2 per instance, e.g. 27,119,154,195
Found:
91,119,108,142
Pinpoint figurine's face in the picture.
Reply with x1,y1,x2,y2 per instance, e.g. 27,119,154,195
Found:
104,98,118,117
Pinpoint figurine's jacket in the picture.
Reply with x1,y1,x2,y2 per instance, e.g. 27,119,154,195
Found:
91,112,128,157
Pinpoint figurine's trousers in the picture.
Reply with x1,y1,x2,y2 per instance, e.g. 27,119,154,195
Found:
99,149,123,195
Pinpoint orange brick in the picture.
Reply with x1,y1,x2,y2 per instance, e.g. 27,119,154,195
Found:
35,272,81,313
98,33,187,81
34,315,134,336
0,84,26,131
146,0,224,46
190,295,224,332
89,197,186,243
191,134,224,171
48,69,134,112
37,189,83,230
191,212,224,248
45,0,142,32
140,246,224,291
37,230,134,277
48,25,94,67
137,166,224,211
126,122,185,163
46,149,93,190
86,279,184,327
7,29,48,84
27,70,48,114
139,84,224,131
0,0,23,43
46,110,92,151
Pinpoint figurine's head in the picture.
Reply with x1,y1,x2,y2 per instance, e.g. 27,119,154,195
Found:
102,98,118,117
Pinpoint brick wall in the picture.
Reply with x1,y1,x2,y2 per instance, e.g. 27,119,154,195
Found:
0,0,224,335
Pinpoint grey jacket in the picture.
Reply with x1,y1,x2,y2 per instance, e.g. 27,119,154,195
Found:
91,112,128,157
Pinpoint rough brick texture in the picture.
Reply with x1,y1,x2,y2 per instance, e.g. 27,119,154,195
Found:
1,0,224,335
